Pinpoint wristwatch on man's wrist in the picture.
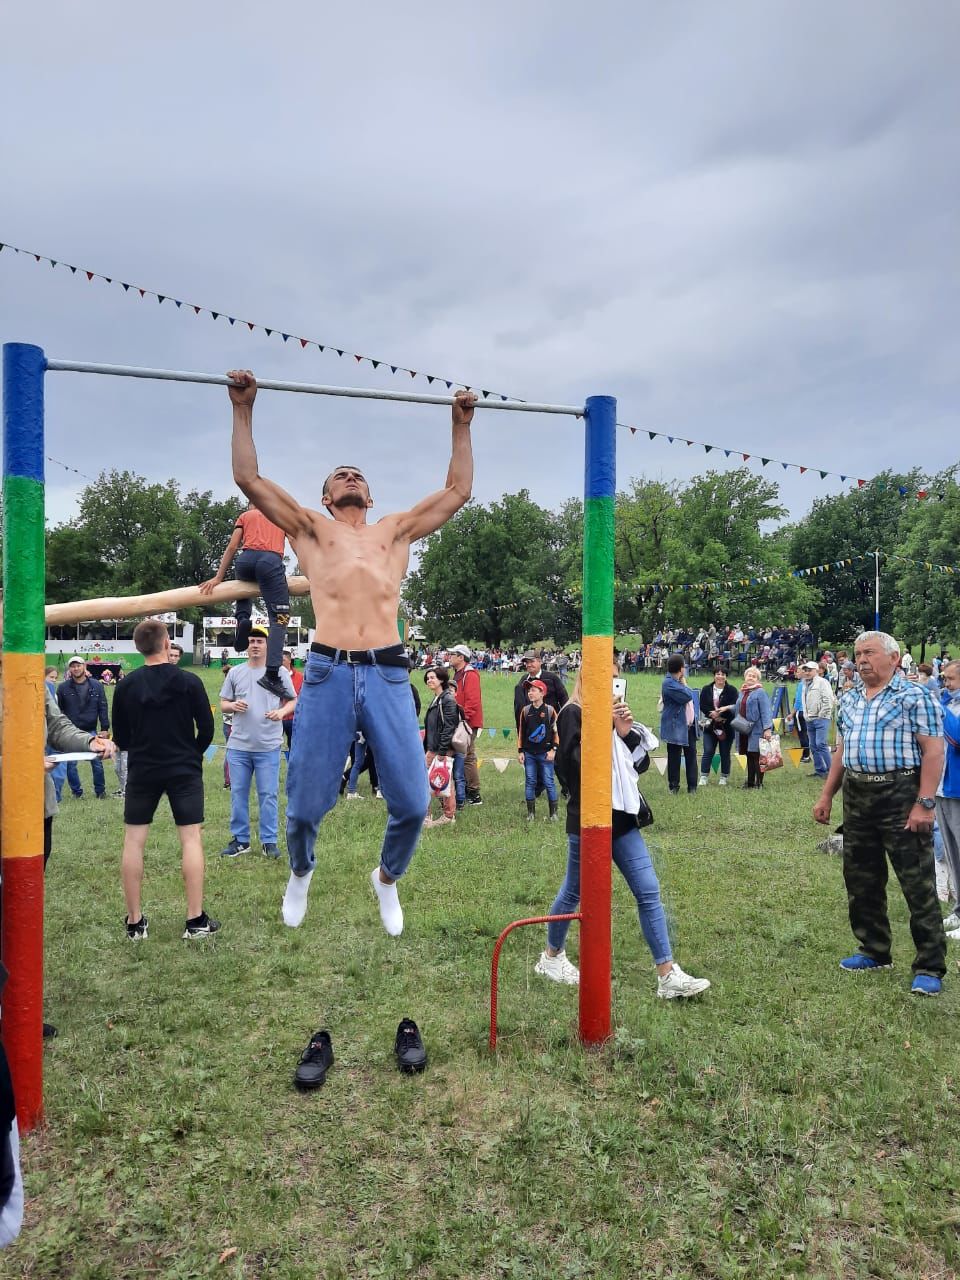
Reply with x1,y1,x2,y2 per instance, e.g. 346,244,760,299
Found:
916,796,936,811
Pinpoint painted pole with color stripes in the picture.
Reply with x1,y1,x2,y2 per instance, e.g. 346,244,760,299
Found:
579,394,616,1045
2,342,47,1129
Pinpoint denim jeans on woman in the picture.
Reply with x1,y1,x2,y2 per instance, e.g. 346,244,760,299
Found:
226,747,281,844
700,728,732,777
546,830,672,964
286,650,429,880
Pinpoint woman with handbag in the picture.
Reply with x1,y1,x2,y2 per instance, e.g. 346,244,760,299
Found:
535,666,711,999
422,666,459,826
733,666,774,789
698,669,739,786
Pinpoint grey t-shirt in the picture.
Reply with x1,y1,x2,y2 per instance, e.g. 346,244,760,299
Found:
219,664,296,752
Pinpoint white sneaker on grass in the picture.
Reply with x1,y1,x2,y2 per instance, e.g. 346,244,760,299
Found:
534,950,580,985
698,775,708,787
946,926,960,941
656,963,711,999
718,776,728,787
942,912,960,932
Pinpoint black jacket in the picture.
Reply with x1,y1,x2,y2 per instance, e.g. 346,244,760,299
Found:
514,670,568,728
554,703,650,838
56,675,109,733
698,680,739,725
112,664,214,777
423,688,459,756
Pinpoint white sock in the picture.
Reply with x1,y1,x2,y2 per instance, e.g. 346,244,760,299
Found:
370,867,403,937
281,869,314,928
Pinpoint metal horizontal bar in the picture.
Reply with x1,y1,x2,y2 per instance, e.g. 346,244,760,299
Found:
45,359,585,416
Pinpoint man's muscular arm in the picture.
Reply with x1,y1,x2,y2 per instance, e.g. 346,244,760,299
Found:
227,370,313,540
395,390,476,542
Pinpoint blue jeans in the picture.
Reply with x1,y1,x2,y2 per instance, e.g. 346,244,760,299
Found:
452,752,466,806
347,739,367,793
226,747,281,844
50,760,68,803
546,830,672,965
807,717,831,777
524,755,557,802
66,756,105,798
286,651,429,880
235,548,290,670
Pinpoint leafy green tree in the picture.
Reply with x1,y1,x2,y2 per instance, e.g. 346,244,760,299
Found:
612,469,816,632
890,468,960,656
788,470,921,643
43,471,241,622
403,492,578,648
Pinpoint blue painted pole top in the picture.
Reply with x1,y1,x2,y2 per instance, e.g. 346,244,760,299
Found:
3,344,46,482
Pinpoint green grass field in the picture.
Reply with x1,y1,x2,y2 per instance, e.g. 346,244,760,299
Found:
6,670,959,1279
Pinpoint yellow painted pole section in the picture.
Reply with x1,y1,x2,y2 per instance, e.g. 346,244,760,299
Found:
580,634,613,827
1,653,46,858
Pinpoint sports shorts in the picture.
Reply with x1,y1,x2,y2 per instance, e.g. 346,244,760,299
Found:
124,772,205,827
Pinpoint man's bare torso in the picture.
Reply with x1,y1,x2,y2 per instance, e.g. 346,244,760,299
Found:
293,511,410,651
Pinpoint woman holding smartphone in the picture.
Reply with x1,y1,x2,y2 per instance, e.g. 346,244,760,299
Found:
535,666,711,1000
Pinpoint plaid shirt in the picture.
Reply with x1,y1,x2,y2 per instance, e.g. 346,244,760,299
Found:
838,671,943,773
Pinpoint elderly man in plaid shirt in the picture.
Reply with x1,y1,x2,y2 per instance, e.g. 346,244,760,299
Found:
814,631,946,994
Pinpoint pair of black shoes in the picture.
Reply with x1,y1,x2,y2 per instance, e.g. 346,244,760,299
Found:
294,1018,427,1091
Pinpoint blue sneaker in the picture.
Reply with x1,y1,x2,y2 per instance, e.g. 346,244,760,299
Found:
839,954,892,971
910,975,942,996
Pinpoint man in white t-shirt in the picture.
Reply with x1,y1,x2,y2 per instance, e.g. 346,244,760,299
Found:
219,627,297,858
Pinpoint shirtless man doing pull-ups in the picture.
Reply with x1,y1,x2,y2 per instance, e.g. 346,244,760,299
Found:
227,371,476,936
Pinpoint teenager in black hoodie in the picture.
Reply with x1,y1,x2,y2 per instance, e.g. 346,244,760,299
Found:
112,620,218,941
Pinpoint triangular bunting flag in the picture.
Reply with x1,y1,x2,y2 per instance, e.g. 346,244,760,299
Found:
710,756,721,774
788,748,804,767
492,758,510,773
736,754,747,770
652,757,668,776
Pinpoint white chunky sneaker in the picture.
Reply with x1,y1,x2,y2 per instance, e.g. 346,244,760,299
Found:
697,775,708,787
942,912,960,932
718,776,728,787
534,949,580,985
657,963,711,999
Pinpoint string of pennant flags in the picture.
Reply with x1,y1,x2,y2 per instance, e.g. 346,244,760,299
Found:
630,550,960,596
2,237,951,499
408,552,960,625
0,239,512,401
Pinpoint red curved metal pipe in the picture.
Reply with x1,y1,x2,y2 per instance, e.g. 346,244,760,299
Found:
489,913,582,1051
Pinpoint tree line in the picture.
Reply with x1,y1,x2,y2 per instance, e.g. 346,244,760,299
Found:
1,464,956,652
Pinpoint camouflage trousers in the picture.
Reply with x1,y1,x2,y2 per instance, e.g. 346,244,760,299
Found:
842,770,946,978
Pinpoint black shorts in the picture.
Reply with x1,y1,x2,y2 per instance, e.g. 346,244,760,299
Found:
124,772,205,827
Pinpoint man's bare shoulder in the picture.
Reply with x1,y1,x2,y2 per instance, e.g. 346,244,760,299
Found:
293,507,332,540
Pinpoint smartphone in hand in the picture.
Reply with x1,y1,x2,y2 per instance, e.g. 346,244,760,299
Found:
612,677,627,701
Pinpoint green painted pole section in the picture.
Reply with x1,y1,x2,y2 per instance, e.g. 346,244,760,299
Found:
582,497,615,637
2,476,46,653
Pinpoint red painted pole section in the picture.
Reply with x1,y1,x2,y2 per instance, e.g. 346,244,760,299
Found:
0,857,45,1128
578,825,613,1044
489,913,581,1051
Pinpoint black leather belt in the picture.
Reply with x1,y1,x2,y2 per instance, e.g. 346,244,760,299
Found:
846,767,919,783
310,642,409,668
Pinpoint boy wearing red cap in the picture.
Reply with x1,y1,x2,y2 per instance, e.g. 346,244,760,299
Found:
518,680,559,821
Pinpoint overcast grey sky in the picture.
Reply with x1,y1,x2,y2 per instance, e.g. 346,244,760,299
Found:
2,1,957,534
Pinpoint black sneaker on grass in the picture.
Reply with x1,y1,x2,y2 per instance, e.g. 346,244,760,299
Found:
220,837,250,858
182,912,221,940
467,794,483,806
394,1018,428,1074
262,843,282,859
257,672,289,699
294,1029,334,1091
125,914,148,941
